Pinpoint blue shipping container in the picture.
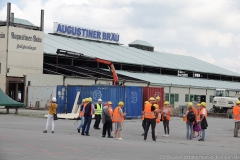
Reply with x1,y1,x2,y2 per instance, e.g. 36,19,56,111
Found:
67,86,82,113
56,85,67,113
124,86,143,119
79,86,125,111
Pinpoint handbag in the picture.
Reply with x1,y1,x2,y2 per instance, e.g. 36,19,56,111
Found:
53,113,58,120
193,121,201,131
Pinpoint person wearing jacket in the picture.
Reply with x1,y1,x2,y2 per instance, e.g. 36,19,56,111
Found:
94,99,102,129
81,97,95,136
141,101,149,136
102,102,113,138
77,99,87,133
43,97,58,133
143,97,157,142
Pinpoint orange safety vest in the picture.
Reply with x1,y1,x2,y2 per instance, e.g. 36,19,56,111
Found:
161,107,171,121
196,109,201,121
79,103,87,117
108,107,113,119
144,103,155,119
233,106,240,121
112,106,124,122
199,108,207,119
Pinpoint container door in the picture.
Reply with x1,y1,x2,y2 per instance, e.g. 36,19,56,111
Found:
56,85,66,113
125,86,143,119
170,93,174,105
67,86,81,113
143,87,164,109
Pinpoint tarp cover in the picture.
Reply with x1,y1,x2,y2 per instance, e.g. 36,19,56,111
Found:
0,88,25,107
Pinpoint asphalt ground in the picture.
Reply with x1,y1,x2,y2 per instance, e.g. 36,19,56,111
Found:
0,110,240,160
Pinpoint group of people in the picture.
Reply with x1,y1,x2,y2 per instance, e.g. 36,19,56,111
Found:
42,95,240,141
77,98,126,139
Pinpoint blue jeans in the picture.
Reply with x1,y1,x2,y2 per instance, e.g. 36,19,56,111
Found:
77,116,85,130
81,115,92,135
202,129,205,140
186,122,193,139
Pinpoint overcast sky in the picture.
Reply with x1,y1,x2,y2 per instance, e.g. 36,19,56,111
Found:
0,0,240,74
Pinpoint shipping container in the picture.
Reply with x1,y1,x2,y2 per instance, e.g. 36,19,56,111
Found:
56,86,67,113
79,86,125,111
143,87,164,109
67,86,82,113
27,86,56,108
124,86,143,119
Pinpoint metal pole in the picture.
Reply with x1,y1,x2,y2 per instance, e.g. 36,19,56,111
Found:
5,3,11,93
11,12,14,23
40,10,44,31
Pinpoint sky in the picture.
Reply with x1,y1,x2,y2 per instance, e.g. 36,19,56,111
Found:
0,0,240,73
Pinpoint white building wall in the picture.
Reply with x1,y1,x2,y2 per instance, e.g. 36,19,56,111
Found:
26,74,63,86
124,82,147,86
0,26,7,92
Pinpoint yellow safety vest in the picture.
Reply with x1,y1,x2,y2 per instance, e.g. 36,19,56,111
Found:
95,103,102,115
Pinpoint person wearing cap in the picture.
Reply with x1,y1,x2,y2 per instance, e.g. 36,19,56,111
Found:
160,101,171,137
81,97,95,136
143,97,157,142
112,101,126,140
154,96,161,138
108,101,114,133
184,102,195,140
193,103,202,138
77,99,87,133
141,101,149,136
233,100,240,137
102,102,114,138
198,102,208,141
43,97,58,133
94,99,103,130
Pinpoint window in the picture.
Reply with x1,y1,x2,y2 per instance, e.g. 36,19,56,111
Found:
165,93,169,101
185,94,189,102
175,94,179,102
210,95,214,103
194,95,200,102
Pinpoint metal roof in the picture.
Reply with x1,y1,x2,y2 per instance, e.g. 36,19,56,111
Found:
44,34,240,77
116,70,240,90
14,18,36,26
129,40,154,47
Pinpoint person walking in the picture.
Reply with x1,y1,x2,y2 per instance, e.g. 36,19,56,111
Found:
143,97,157,142
184,102,195,140
233,100,240,137
77,99,87,133
198,102,208,141
161,101,171,137
102,102,114,138
94,99,103,129
43,97,58,133
108,101,114,134
81,97,95,136
141,101,149,136
112,101,126,140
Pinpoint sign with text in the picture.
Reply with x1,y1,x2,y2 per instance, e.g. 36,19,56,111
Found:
53,22,120,43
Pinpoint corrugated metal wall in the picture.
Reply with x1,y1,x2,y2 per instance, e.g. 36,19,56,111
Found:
143,87,164,109
56,86,67,113
67,86,82,113
124,86,143,119
28,86,56,108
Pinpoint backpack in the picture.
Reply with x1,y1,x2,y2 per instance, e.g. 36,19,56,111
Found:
187,111,195,122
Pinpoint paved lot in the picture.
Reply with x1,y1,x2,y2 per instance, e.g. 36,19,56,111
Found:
0,111,240,160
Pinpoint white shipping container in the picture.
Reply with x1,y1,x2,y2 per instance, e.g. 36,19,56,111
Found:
28,86,57,108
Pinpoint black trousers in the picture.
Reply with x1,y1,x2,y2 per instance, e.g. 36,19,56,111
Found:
94,114,101,129
102,121,112,136
142,119,146,132
144,118,156,140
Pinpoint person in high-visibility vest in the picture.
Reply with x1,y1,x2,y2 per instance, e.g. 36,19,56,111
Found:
198,102,208,141
233,100,240,137
77,98,87,133
108,101,114,134
112,101,126,140
154,96,161,138
141,101,149,136
144,97,157,142
193,103,201,138
94,99,103,130
81,97,95,136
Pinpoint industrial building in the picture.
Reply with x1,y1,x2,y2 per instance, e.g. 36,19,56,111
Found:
1,3,240,111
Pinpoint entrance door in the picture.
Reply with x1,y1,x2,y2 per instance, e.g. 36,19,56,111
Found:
170,94,174,105
6,77,25,102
